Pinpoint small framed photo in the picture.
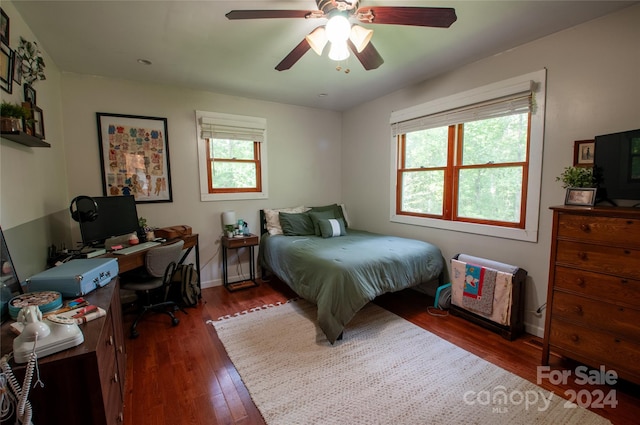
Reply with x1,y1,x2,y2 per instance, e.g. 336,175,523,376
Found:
573,139,595,167
12,51,21,84
31,104,45,139
0,8,9,46
565,187,597,206
0,42,12,93
23,83,36,104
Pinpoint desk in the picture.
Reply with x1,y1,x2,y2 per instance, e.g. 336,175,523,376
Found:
104,233,200,292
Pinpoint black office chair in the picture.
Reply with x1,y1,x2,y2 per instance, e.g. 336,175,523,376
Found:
120,240,184,338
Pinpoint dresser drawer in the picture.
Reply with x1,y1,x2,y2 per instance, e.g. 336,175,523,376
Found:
549,319,640,377
557,213,640,247
551,291,640,339
554,266,640,304
556,240,640,279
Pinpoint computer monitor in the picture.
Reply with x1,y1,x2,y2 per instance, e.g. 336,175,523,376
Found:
79,196,140,247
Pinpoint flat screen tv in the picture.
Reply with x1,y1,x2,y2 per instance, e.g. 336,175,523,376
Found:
594,128,640,204
79,195,140,246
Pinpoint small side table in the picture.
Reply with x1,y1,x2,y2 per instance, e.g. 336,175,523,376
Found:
221,234,259,291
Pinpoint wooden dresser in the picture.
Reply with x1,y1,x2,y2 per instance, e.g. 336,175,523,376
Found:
0,280,126,424
542,205,640,385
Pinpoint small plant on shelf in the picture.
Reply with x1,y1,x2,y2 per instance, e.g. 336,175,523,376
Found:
0,101,29,132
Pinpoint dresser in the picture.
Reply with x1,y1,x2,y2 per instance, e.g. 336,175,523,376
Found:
542,206,640,385
0,280,126,424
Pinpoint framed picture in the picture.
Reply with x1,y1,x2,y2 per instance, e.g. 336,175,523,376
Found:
0,42,12,94
23,83,36,104
31,104,44,139
565,187,597,206
0,8,9,46
573,139,595,167
96,113,173,203
12,51,21,84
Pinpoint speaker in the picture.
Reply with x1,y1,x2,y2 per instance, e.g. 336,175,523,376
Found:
434,283,452,310
69,196,99,222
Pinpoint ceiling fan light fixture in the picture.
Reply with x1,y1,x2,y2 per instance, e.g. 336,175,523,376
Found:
305,27,328,56
328,41,350,61
349,25,373,53
325,15,351,43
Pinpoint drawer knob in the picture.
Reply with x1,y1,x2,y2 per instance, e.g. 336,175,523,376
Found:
620,279,628,285
118,413,124,423
573,305,583,315
570,334,580,343
113,373,119,383
580,224,591,232
107,335,114,346
577,252,588,261
576,278,586,287
623,250,631,255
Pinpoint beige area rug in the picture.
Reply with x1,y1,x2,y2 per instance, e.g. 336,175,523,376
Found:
208,300,610,425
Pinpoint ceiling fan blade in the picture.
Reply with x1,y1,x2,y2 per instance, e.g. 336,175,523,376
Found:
226,10,315,20
348,40,384,70
275,39,312,71
355,7,457,28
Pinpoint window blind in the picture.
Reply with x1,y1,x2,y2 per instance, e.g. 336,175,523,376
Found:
200,116,265,142
391,81,533,137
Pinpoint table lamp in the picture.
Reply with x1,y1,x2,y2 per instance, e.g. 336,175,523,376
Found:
222,211,236,237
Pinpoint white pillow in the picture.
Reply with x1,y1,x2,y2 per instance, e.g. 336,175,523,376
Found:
264,206,309,235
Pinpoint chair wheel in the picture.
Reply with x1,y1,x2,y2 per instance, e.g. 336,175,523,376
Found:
172,318,180,326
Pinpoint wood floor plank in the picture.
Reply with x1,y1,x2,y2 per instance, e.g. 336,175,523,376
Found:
123,278,639,425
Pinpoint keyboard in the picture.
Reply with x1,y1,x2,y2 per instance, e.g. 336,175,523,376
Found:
112,241,161,255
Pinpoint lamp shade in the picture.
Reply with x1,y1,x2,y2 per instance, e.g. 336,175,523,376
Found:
328,41,350,61
349,25,373,53
222,211,236,227
306,27,328,56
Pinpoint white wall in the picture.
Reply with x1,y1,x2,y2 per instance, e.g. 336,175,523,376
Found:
60,74,343,288
341,4,640,336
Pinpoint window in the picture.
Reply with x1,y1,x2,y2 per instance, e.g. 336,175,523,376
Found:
390,70,546,242
196,111,268,201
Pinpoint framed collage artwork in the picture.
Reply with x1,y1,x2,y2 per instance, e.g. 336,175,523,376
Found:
96,113,173,203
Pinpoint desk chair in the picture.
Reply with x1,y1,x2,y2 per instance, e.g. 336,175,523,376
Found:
120,240,184,338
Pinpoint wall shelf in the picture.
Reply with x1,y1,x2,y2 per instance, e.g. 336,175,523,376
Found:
1,130,51,147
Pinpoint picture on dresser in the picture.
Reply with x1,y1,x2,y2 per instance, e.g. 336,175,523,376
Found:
564,187,596,206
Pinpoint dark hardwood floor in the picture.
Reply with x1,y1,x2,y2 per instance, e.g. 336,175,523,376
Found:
123,278,639,425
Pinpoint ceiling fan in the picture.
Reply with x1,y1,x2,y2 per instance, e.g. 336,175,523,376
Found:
226,0,457,71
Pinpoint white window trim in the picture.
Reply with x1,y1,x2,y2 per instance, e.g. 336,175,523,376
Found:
195,110,269,202
388,69,547,243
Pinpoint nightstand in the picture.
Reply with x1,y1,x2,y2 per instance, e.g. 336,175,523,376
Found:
221,234,259,291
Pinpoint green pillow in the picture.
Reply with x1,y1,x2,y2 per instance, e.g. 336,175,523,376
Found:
309,210,338,236
279,212,315,236
318,218,347,238
309,204,347,227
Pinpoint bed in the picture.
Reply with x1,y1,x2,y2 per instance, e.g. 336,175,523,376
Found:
258,204,444,343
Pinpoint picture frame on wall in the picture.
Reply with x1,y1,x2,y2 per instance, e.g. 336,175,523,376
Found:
0,42,13,94
31,104,45,139
12,51,21,84
0,8,9,46
96,112,173,203
564,187,597,207
23,83,36,104
573,139,595,167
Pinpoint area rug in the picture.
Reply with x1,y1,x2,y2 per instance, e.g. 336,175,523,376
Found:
208,300,610,425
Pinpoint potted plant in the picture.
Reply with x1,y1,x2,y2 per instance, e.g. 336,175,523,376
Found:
555,166,595,189
0,101,29,132
138,217,155,241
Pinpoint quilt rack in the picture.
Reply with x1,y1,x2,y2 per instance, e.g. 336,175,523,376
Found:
450,253,527,340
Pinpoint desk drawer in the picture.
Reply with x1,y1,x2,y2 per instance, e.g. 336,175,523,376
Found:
555,240,640,279
224,235,258,248
551,291,640,339
557,213,640,246
554,266,640,304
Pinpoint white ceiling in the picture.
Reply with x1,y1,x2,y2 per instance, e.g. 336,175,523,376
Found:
11,1,638,111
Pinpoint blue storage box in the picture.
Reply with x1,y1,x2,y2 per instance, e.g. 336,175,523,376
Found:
25,258,119,297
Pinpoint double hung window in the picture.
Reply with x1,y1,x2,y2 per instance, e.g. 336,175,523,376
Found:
390,70,546,242
196,111,268,201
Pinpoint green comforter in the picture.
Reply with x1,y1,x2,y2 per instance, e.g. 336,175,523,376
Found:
259,229,443,343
